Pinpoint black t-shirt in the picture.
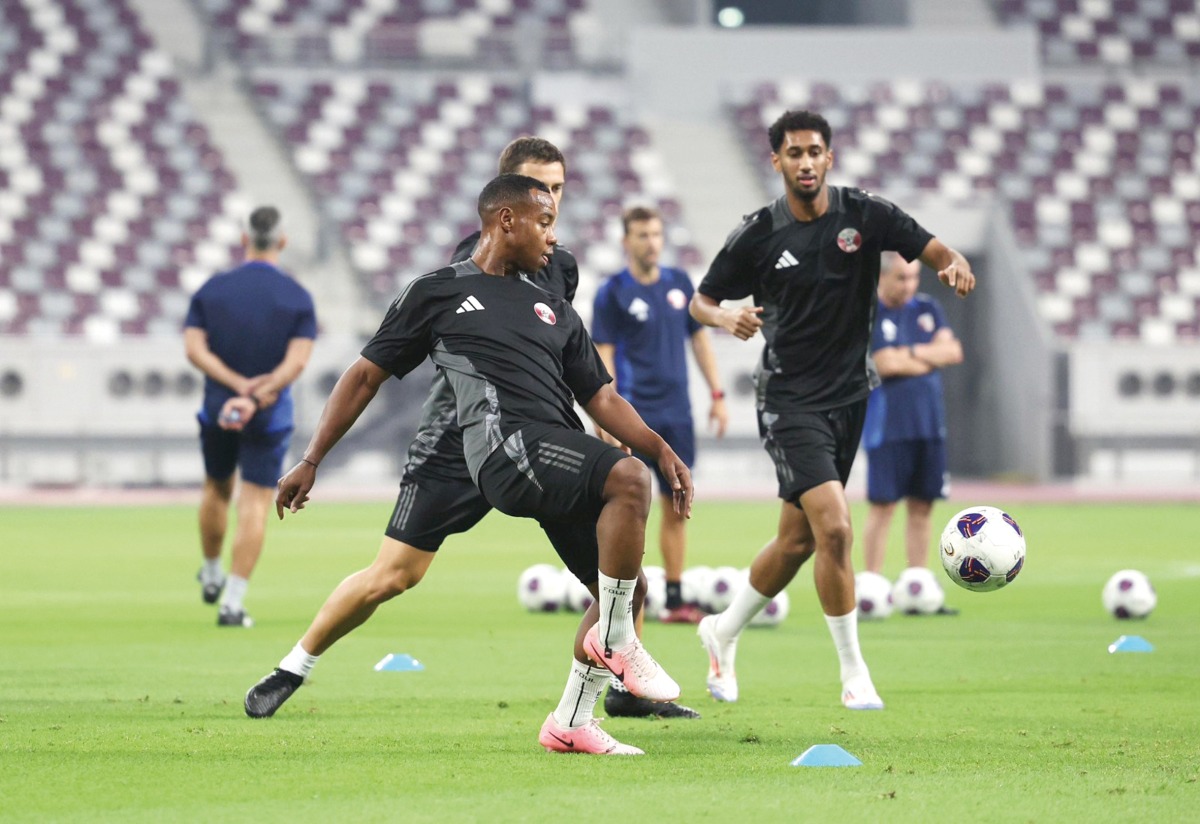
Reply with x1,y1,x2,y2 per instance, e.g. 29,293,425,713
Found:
361,260,609,481
700,186,933,413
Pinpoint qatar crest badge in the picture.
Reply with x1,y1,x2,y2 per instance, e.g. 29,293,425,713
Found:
837,227,863,253
534,302,556,325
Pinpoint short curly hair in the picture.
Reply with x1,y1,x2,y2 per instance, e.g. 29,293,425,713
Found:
767,110,832,154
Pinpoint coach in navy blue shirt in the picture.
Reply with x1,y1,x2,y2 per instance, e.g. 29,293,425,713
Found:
184,206,316,628
592,205,727,623
861,252,962,584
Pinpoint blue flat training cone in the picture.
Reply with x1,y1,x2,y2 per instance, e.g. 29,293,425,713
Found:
1107,635,1154,654
374,653,425,672
790,744,862,767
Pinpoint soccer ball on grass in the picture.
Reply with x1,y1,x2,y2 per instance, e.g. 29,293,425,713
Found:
1102,570,1156,619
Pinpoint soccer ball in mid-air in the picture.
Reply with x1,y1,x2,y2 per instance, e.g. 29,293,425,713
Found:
891,567,945,615
855,571,893,620
517,563,566,612
939,505,1026,592
1102,570,1156,619
749,588,790,627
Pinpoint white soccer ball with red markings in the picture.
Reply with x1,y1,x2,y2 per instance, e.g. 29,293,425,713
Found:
855,571,894,620
939,505,1026,592
1102,570,1156,619
517,563,566,612
891,566,945,615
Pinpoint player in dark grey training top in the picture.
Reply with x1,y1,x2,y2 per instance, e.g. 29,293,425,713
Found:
247,174,693,756
691,109,976,711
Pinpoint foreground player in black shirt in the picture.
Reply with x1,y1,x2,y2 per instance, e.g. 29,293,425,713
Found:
692,109,975,711
248,175,693,755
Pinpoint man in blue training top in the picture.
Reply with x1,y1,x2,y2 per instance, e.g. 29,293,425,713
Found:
592,205,728,629
184,206,317,627
861,253,962,596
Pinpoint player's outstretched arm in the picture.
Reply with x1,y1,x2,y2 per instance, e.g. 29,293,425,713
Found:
275,356,390,519
583,384,694,518
919,239,976,298
689,293,763,340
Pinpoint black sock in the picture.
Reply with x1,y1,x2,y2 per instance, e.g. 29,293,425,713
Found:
666,581,683,610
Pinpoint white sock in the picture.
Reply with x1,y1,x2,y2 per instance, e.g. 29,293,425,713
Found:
202,557,223,582
714,582,771,641
219,574,248,611
553,659,608,728
279,642,319,679
825,610,870,684
596,572,636,649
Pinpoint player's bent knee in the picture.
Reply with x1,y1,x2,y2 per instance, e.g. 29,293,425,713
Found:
604,457,652,510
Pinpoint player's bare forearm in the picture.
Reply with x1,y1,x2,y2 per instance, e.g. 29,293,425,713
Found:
583,385,693,516
302,357,388,465
913,334,963,368
583,384,669,459
689,293,763,340
183,327,249,394
690,329,729,437
276,357,388,518
919,239,975,298
253,337,315,406
874,347,932,378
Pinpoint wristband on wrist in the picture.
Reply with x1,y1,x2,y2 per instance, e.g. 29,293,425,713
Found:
711,389,726,401
300,457,319,469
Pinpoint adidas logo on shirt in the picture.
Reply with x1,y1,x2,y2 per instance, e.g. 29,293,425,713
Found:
455,295,485,314
775,250,799,269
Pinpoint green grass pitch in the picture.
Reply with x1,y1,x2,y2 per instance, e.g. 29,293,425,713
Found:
2,499,1198,821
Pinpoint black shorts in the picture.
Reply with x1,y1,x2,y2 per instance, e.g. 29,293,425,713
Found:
757,399,868,504
476,423,627,582
383,470,492,552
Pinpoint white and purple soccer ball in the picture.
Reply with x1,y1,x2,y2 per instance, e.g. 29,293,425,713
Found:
560,568,594,613
855,571,894,620
641,565,667,619
1102,569,1156,619
891,566,945,615
749,588,790,627
517,563,566,612
681,565,715,611
706,566,744,614
939,505,1026,592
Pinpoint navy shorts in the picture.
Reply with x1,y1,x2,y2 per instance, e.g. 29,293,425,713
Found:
199,422,292,488
866,439,949,504
476,424,627,584
757,399,867,505
638,415,695,496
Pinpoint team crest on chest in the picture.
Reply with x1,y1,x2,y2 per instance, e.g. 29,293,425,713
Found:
534,302,556,325
837,227,863,253
666,288,687,310
918,312,935,333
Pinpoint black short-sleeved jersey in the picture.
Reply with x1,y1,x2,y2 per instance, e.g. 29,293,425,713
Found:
361,260,610,482
398,238,580,482
700,186,933,413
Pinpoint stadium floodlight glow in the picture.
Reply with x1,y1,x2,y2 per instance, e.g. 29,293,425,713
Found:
717,6,745,28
